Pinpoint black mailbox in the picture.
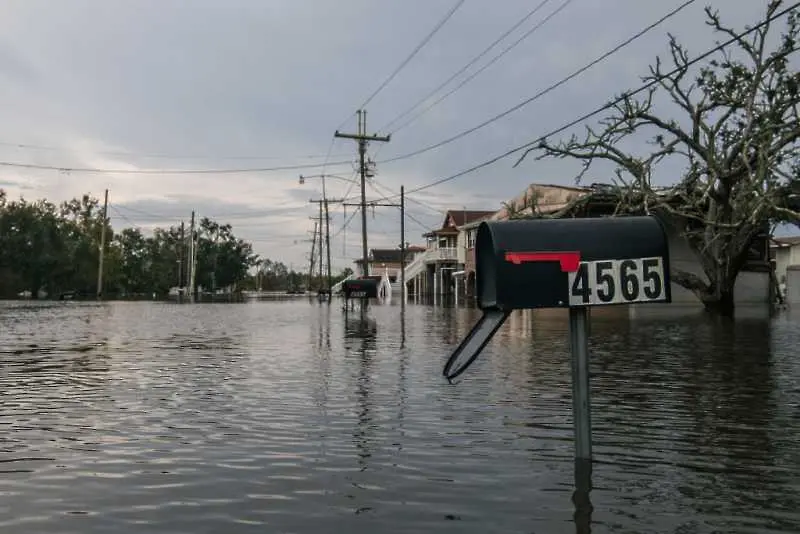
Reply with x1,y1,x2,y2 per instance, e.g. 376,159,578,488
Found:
476,215,671,310
444,215,671,381
342,278,379,299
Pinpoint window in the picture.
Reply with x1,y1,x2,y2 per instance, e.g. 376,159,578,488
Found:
467,229,476,249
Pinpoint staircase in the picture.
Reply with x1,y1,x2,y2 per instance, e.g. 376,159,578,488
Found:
390,281,403,295
403,251,429,283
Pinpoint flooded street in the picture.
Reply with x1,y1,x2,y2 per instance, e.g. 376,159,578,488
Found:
1,300,799,533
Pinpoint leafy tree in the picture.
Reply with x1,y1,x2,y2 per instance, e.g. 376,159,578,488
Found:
517,1,800,315
0,190,263,300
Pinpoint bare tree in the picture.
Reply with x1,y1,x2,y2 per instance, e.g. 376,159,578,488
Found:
517,1,800,315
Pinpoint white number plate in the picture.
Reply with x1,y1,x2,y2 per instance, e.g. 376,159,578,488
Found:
350,291,367,298
567,257,666,306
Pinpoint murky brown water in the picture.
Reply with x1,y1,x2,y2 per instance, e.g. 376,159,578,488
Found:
0,300,798,533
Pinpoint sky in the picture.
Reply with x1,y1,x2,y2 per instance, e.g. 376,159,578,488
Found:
0,0,789,270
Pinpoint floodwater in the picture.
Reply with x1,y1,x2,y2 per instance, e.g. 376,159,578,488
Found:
0,299,798,533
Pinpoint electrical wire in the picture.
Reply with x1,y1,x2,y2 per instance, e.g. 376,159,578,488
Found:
109,204,144,229
381,0,571,134
371,1,798,200
332,206,360,239
112,202,310,221
368,178,445,216
0,158,354,175
371,205,433,235
375,0,698,165
356,0,466,112
0,140,350,161
365,180,438,232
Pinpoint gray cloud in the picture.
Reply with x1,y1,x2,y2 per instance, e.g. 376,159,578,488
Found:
0,0,781,269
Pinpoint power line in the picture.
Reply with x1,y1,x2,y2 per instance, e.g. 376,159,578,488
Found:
0,158,354,175
380,0,568,134
375,0,698,165
112,202,310,221
367,178,444,216
356,0,466,112
364,181,436,231
341,167,360,201
373,1,797,199
108,204,142,229
0,140,350,161
332,206,360,239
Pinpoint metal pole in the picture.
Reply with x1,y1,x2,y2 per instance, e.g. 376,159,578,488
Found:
569,306,592,461
400,185,405,303
96,188,108,300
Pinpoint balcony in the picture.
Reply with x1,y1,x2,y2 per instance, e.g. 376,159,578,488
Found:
425,247,458,263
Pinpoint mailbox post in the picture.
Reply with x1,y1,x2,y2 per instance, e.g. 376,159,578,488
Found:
443,216,671,461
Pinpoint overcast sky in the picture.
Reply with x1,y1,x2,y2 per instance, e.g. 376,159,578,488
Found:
0,0,784,270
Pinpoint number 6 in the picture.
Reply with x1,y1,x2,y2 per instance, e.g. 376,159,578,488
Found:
619,260,639,301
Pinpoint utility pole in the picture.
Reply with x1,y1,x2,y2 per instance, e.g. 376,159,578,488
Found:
188,211,196,301
343,195,403,291
307,221,318,290
324,198,332,293
334,109,390,276
178,221,185,292
309,197,344,293
96,188,109,300
400,186,406,302
318,201,324,281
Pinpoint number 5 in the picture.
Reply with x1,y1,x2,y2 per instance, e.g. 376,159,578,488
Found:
595,261,615,303
642,258,663,299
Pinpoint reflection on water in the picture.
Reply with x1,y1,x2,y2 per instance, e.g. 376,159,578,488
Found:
0,300,798,533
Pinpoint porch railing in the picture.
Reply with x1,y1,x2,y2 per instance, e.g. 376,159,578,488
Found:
425,247,458,262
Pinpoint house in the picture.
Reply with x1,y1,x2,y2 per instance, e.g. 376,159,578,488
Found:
354,246,426,282
404,181,776,306
406,209,494,297
771,236,800,304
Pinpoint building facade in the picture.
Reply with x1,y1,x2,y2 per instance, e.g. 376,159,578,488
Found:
354,246,426,282
771,236,800,304
408,183,775,307
405,210,494,298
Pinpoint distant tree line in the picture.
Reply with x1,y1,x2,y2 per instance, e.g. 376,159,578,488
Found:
0,190,351,299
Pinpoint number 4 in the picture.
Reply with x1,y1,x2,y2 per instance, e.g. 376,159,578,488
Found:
570,263,590,304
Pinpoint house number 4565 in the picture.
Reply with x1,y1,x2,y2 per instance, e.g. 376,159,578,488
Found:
567,257,666,306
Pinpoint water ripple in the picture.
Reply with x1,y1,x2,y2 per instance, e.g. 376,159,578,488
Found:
0,300,798,532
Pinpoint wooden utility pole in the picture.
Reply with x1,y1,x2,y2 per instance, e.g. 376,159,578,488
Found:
324,198,332,293
343,194,403,294
188,211,196,301
309,197,344,293
318,201,324,281
178,221,185,291
96,188,109,300
307,221,318,289
400,186,406,302
334,109,390,276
